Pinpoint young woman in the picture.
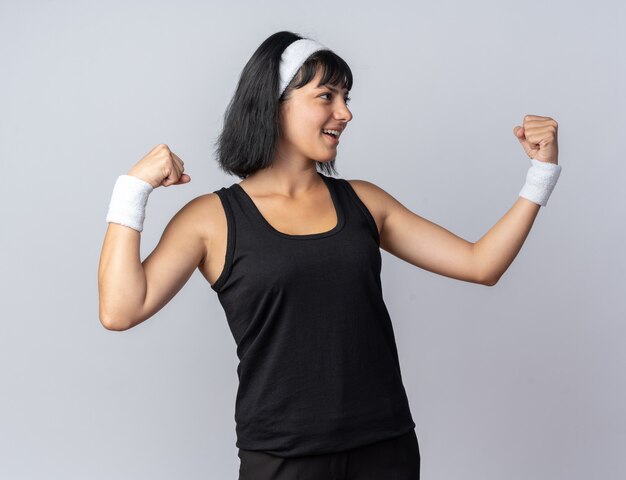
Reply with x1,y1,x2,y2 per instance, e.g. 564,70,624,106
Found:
99,31,561,480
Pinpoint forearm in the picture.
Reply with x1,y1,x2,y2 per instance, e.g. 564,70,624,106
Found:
474,196,541,284
98,223,147,330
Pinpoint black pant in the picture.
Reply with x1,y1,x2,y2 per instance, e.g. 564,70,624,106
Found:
238,429,420,480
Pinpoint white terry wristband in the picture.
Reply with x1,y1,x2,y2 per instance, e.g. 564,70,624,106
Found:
518,159,562,207
106,175,154,232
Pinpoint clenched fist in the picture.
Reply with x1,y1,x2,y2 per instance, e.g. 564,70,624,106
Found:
128,144,191,189
513,115,559,165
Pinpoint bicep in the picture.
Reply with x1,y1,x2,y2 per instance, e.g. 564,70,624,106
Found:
379,189,485,285
135,196,208,326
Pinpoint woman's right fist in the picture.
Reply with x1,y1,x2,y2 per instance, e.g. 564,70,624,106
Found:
127,144,191,189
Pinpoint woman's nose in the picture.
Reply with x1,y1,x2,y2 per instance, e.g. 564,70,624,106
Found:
335,102,353,123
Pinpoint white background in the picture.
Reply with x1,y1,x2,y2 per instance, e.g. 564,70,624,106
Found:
1,0,624,478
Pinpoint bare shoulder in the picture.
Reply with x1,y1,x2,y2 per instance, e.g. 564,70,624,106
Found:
187,191,224,221
172,192,226,267
344,179,391,236
176,192,223,230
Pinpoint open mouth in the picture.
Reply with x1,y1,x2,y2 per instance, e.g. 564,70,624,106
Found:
322,130,340,143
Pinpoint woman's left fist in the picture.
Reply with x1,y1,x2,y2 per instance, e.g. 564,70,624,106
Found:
513,115,559,165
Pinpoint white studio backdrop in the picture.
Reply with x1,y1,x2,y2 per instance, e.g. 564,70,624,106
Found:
0,1,624,479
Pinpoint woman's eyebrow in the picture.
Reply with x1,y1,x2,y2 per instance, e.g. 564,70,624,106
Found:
315,85,349,93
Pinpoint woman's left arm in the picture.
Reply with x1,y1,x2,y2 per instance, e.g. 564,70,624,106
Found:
356,115,559,287
473,197,541,285
474,115,560,285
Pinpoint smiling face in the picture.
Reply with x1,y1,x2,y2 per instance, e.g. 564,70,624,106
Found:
276,66,353,165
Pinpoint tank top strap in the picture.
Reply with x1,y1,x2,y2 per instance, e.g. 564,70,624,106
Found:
331,177,381,245
210,186,237,292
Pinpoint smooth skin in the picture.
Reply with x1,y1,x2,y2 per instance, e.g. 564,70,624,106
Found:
98,65,558,331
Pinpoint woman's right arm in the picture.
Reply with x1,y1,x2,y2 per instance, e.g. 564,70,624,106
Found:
98,197,208,331
98,143,203,331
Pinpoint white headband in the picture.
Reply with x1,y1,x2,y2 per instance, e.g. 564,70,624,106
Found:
278,38,328,98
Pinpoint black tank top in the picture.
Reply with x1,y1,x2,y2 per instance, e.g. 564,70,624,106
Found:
211,171,415,457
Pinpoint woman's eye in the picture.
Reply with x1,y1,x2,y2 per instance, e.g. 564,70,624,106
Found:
321,93,352,105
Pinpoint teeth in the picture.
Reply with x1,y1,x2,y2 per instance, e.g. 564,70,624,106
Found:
322,129,339,137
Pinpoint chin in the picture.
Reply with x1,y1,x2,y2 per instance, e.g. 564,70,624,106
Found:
315,154,337,163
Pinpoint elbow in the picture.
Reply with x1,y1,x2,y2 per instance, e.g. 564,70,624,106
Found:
476,269,499,286
475,261,499,286
99,309,130,331
473,246,498,286
481,273,500,287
